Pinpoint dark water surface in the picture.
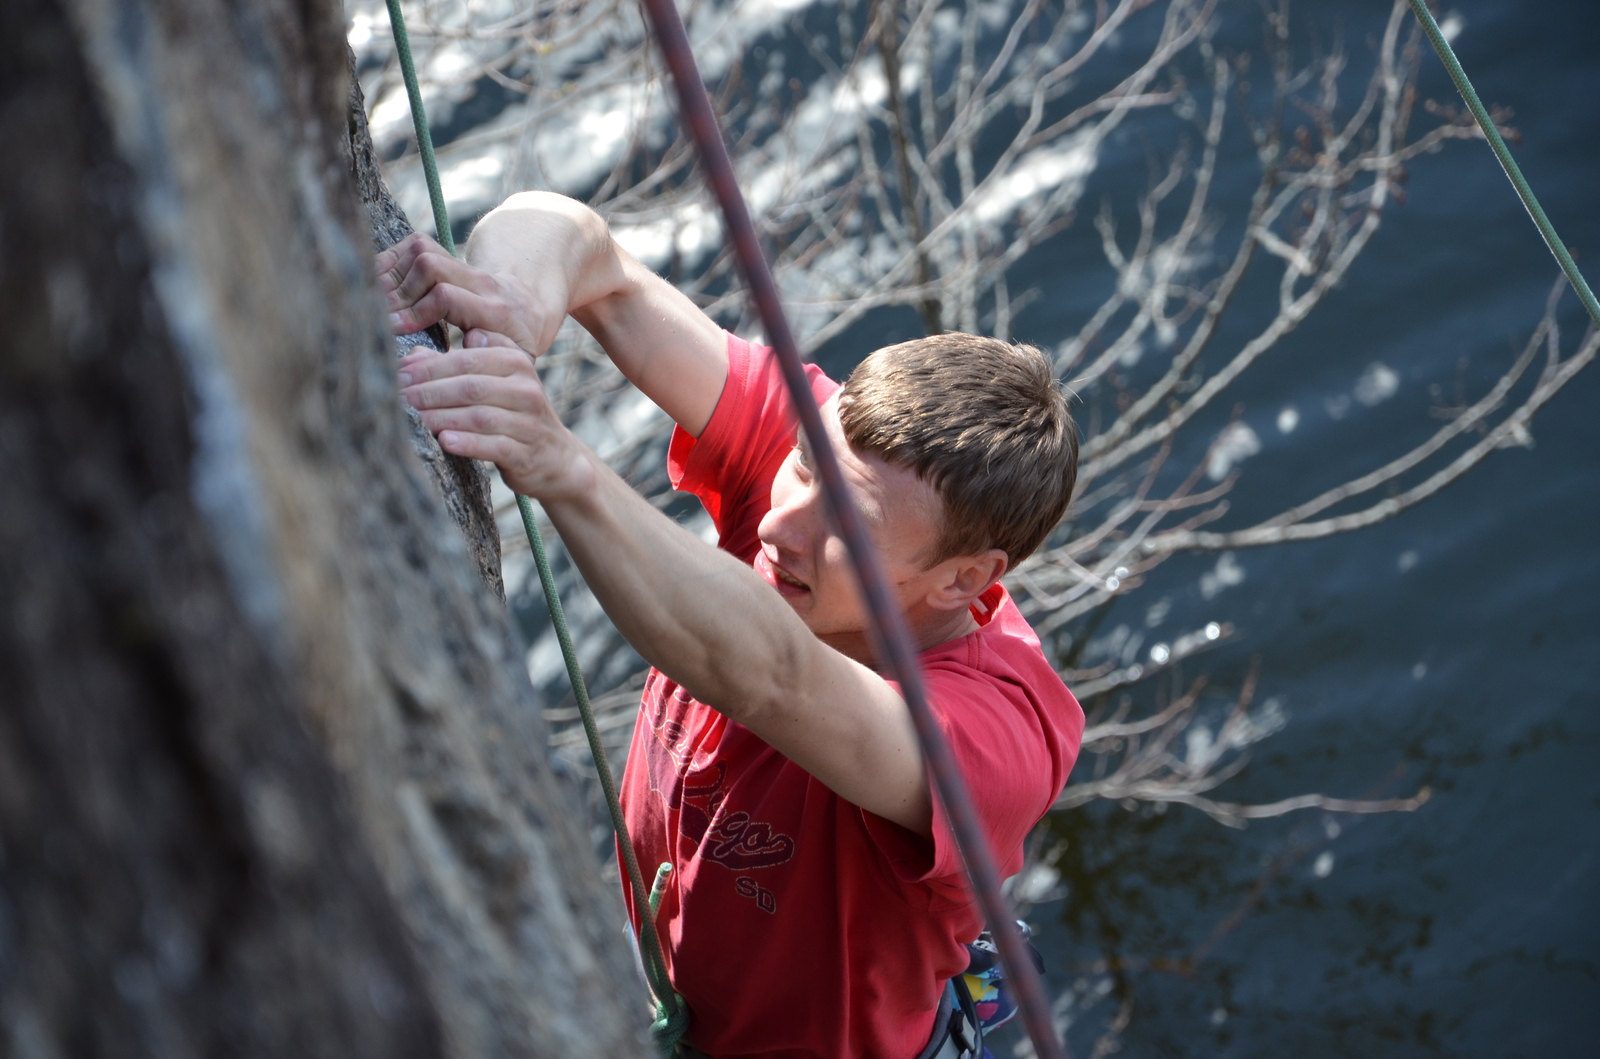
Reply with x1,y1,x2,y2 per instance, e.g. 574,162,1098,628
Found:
980,3,1600,1055
807,1,1600,1054
489,0,1598,1051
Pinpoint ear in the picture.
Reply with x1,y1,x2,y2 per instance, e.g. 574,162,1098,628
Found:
924,548,1009,611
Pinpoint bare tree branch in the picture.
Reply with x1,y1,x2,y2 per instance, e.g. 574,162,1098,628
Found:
355,0,1585,843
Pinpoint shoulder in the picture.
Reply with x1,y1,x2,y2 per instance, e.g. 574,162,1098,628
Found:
863,598,1081,887
671,336,839,469
930,588,1080,732
668,335,840,546
920,588,1084,810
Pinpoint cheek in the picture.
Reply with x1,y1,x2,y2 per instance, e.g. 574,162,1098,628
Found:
763,466,828,549
819,538,867,600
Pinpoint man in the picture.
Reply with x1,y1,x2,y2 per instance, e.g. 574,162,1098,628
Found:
380,190,1084,1058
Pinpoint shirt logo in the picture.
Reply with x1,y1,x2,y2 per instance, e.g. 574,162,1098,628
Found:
644,713,725,850
734,876,778,914
705,810,795,870
645,679,796,874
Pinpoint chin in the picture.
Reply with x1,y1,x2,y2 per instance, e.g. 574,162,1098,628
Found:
799,612,859,640
795,606,836,633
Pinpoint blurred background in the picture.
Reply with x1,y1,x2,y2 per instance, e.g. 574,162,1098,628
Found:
350,0,1598,1054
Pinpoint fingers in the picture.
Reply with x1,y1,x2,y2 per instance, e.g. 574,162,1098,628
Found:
374,232,439,296
407,381,558,490
435,427,520,466
379,233,509,336
464,327,518,349
398,344,532,386
432,424,538,490
403,372,548,422
410,402,539,443
434,423,595,502
395,334,594,501
390,281,512,337
389,243,487,308
376,234,563,359
399,344,548,432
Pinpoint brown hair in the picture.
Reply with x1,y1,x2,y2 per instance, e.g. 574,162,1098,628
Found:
838,332,1077,568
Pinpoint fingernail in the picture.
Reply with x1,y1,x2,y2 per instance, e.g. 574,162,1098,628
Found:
388,312,404,330
398,371,413,386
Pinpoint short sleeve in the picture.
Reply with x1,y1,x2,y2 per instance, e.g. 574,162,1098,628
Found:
668,332,837,557
860,625,1080,912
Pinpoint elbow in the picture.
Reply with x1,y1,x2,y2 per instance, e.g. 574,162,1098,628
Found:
720,634,811,731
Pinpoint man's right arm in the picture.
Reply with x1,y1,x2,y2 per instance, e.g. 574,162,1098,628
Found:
379,191,728,436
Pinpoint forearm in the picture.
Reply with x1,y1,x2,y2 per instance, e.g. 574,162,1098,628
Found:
542,455,931,832
543,454,808,716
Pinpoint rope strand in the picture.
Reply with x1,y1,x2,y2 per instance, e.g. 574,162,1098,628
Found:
384,0,455,255
382,4,685,1052
1406,0,1599,328
634,0,1070,1056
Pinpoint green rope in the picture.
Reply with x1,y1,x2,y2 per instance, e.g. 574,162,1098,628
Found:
517,496,684,1040
384,0,455,255
383,3,686,1052
1407,0,1600,329
651,992,693,1055
648,862,673,919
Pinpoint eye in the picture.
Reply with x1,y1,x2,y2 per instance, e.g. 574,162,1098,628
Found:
793,444,809,470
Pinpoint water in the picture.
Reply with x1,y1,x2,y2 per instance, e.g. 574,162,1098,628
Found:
986,3,1600,1054
380,0,1600,1052
808,2,1600,1053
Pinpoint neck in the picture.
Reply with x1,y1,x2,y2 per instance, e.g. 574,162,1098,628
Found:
821,605,979,670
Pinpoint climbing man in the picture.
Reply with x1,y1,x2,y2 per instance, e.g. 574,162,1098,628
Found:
380,190,1084,1058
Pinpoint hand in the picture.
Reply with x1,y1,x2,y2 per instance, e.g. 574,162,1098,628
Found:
377,232,568,359
398,329,596,502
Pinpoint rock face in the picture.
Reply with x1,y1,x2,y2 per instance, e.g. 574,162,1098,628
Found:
0,0,649,1053
343,51,506,600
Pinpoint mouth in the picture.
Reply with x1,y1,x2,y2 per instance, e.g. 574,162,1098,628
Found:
755,551,810,598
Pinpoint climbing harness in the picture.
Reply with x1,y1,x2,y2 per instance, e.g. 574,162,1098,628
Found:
378,0,1597,1056
382,3,687,1053
915,925,1047,1059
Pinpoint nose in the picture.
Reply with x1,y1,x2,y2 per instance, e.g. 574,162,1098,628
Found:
758,475,819,561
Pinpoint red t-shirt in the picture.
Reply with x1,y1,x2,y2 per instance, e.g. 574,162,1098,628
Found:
617,334,1084,1058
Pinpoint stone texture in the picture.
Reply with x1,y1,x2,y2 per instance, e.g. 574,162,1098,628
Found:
0,0,649,1053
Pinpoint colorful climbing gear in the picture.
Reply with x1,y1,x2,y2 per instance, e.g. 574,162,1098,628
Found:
917,924,1046,1059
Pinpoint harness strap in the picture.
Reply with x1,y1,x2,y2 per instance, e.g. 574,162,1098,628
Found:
951,975,985,1058
913,981,958,1059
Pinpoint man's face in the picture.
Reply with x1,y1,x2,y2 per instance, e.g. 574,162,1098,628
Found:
754,395,966,662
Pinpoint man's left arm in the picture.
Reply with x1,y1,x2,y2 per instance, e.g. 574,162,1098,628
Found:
398,339,934,835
